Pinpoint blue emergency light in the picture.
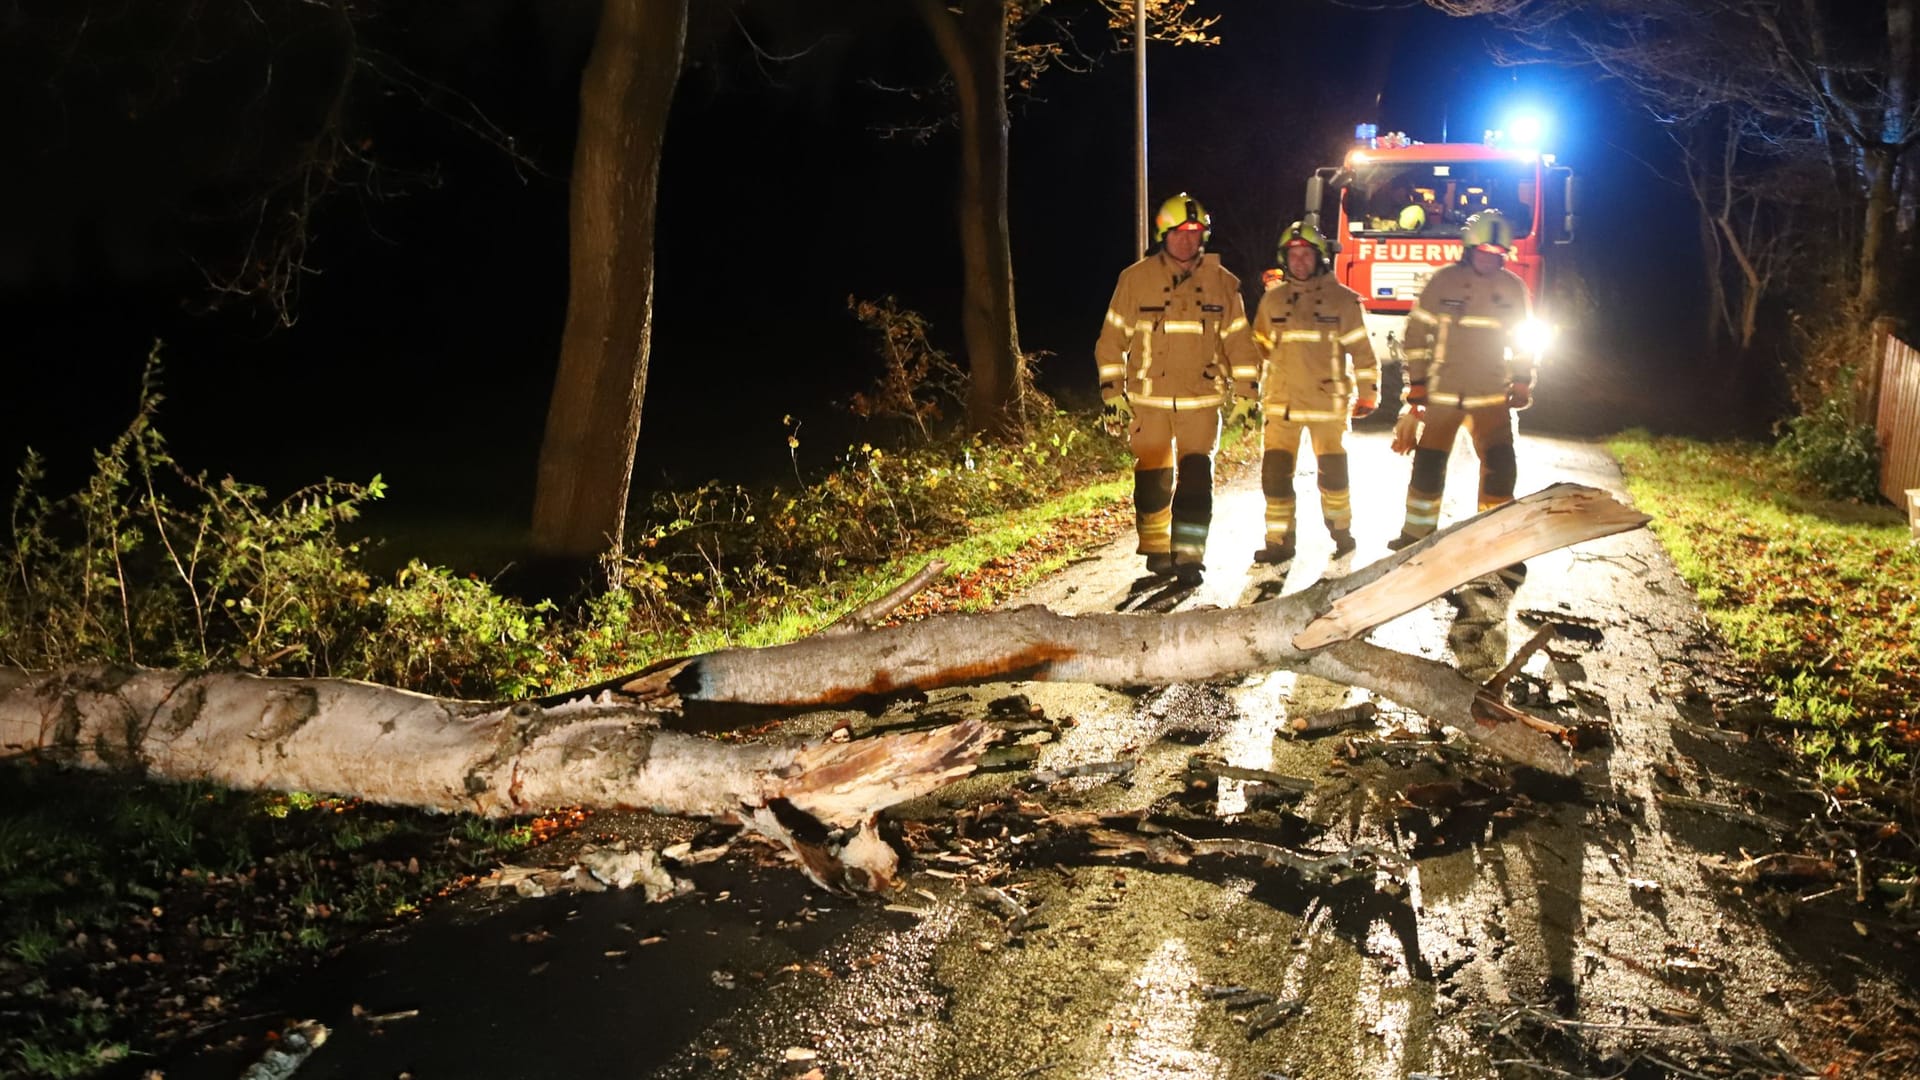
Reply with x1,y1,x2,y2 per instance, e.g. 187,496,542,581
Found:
1504,111,1546,149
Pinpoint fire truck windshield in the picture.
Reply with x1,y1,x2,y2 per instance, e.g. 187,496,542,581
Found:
1342,160,1536,240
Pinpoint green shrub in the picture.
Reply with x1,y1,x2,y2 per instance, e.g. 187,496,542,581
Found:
356,562,556,698
1775,386,1882,502
607,407,1129,630
846,295,964,439
2,351,385,673
0,352,573,700
2,345,1131,700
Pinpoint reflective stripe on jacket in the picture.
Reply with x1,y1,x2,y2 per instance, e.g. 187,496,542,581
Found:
1401,262,1534,406
1094,252,1262,409
1250,274,1379,419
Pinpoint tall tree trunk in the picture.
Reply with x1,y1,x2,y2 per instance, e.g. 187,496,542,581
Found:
1696,206,1726,361
1860,144,1898,313
1888,0,1915,151
1715,210,1767,353
530,0,689,562
1900,152,1919,239
917,0,1025,438
1891,0,1918,241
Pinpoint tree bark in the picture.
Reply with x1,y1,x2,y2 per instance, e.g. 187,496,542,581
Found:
916,0,1025,438
1889,0,1915,150
592,485,1637,775
1695,185,1730,363
530,0,689,561
1,485,1647,885
1893,0,1917,241
0,664,990,892
1861,144,1899,313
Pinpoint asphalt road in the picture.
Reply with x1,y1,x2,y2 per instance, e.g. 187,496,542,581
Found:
136,430,1920,1080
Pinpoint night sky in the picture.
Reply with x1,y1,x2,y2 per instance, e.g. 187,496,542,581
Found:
0,0,1694,560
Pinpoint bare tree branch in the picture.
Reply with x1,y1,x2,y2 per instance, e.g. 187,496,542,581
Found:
1421,0,1916,313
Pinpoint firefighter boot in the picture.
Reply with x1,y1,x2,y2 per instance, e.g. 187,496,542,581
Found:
1257,448,1297,566
1169,453,1214,564
1318,453,1354,552
1389,448,1450,551
1253,541,1295,565
1169,453,1213,585
1478,442,1523,586
1134,467,1175,574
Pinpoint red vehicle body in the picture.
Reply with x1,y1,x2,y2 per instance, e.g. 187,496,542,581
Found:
1306,138,1576,364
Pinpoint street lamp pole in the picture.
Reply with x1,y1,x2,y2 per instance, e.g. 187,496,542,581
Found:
1135,0,1148,258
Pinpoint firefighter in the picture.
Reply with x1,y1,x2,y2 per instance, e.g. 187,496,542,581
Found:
1367,181,1436,232
1248,221,1379,563
1386,210,1540,581
1095,192,1263,582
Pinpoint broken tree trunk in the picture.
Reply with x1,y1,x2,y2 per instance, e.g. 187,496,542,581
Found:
600,484,1644,771
0,484,1644,887
0,663,990,891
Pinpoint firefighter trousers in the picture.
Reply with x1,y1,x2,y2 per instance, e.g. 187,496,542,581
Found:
1261,418,1351,544
1398,403,1517,540
1128,405,1220,561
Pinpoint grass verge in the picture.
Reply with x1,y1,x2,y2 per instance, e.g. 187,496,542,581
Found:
692,477,1136,652
1607,431,1920,791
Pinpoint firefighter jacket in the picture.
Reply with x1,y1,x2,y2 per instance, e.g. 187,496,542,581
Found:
1095,252,1262,410
1250,273,1379,422
1402,262,1536,408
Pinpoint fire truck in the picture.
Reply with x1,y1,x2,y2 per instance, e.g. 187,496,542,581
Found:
1303,126,1577,366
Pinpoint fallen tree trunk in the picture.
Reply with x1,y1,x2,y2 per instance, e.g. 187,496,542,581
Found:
592,484,1643,771
0,484,1644,888
0,662,992,890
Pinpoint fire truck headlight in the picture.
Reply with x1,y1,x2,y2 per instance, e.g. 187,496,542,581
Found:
1514,318,1556,360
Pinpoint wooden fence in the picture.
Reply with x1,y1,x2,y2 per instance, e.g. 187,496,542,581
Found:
1876,327,1920,515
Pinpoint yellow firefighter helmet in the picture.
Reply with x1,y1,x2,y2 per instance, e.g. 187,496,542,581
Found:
1461,211,1516,255
1277,220,1331,276
1154,193,1212,244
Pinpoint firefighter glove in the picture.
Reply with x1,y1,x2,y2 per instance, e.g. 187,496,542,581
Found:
1102,393,1133,430
1351,393,1379,420
1390,404,1423,455
1404,379,1428,408
1226,395,1263,429
1506,381,1533,411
